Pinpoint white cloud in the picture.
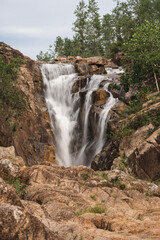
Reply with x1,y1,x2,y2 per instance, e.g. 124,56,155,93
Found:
0,27,43,35
0,0,116,59
0,26,72,38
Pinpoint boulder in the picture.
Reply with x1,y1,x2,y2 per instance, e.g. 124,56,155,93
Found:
92,89,110,106
128,128,160,180
105,60,118,69
0,203,57,240
75,63,90,76
86,56,108,65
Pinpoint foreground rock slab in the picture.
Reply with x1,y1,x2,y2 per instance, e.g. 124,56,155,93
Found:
1,147,160,240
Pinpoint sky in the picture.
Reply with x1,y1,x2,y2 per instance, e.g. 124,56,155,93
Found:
0,0,117,60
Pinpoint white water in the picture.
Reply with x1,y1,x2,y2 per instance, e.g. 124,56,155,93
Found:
105,67,124,75
41,63,117,167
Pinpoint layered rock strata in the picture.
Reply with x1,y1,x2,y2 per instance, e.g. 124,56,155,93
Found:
0,146,160,240
0,43,55,165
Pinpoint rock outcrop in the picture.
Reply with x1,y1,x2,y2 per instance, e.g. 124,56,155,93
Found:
55,56,118,76
0,43,55,165
1,147,160,240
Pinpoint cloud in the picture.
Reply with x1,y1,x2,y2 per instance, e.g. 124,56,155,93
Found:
0,0,117,59
0,26,72,38
0,27,43,36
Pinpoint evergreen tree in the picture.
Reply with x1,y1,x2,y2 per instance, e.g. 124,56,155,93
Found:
72,0,88,57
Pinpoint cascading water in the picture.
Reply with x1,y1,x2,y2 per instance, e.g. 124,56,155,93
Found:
41,63,117,167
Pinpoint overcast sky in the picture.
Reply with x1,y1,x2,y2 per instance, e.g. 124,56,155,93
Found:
0,0,117,60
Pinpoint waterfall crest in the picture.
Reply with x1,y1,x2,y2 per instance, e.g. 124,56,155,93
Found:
41,63,117,167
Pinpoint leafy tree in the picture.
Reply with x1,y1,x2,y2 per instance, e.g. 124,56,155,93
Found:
86,0,102,56
112,1,135,42
63,38,74,56
0,57,27,113
72,0,88,57
36,45,55,62
121,21,160,91
36,0,160,60
102,14,114,57
129,0,160,24
54,36,64,56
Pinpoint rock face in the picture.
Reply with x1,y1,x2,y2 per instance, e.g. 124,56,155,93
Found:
1,147,160,240
92,89,110,106
55,56,118,76
0,43,55,165
128,128,160,180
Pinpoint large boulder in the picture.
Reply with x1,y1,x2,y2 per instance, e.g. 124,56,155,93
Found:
128,128,160,180
92,89,110,106
86,56,108,66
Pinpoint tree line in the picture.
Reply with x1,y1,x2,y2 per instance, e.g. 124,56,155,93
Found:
37,0,160,91
37,0,160,61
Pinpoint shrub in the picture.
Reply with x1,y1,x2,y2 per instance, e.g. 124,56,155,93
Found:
0,57,27,112
121,21,160,91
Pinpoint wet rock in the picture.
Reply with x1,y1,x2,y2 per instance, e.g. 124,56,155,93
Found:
92,89,110,106
72,76,89,93
75,63,90,75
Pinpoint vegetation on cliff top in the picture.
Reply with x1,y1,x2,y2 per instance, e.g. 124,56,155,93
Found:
37,0,160,60
121,20,160,91
37,0,160,91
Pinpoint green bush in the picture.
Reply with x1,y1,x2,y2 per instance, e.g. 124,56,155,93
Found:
121,21,160,91
7,178,27,199
0,57,27,112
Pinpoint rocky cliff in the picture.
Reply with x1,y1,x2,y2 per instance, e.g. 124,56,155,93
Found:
0,44,160,240
0,43,55,165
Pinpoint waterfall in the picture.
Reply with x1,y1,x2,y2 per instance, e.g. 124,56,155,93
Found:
41,63,117,167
